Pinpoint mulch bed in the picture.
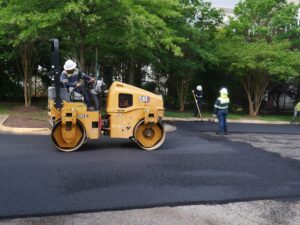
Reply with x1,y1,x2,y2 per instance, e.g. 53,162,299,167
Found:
4,115,50,128
3,106,50,129
11,105,44,113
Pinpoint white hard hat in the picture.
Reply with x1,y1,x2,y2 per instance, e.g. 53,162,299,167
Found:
197,85,202,91
64,59,77,70
220,88,228,95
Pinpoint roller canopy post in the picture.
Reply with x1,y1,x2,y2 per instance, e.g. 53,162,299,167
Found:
50,38,62,109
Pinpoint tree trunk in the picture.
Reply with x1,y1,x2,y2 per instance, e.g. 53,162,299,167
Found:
247,96,255,116
178,81,184,111
78,28,86,71
129,56,134,85
20,43,33,107
134,63,143,87
273,94,280,112
177,77,191,112
24,73,28,106
242,71,270,116
79,41,85,71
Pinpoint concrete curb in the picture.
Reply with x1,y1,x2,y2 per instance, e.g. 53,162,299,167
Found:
0,115,293,136
0,115,175,135
163,117,291,125
0,115,50,135
0,115,9,125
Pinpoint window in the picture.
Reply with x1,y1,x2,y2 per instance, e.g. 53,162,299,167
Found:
119,93,133,108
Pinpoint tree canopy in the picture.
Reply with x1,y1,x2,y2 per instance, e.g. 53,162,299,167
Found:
0,0,300,116
215,0,300,115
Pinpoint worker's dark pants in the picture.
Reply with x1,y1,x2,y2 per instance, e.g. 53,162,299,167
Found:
217,109,228,133
291,111,299,122
75,86,91,107
194,98,202,116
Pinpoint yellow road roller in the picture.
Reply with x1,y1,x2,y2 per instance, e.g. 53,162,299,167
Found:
48,39,165,152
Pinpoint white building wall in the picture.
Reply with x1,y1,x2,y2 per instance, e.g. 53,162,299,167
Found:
288,0,300,4
218,1,300,24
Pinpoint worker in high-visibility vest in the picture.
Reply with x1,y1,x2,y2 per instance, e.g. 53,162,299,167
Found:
291,101,300,124
214,88,230,135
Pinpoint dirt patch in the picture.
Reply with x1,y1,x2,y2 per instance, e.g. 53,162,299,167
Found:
2,104,50,128
3,115,50,128
3,105,49,128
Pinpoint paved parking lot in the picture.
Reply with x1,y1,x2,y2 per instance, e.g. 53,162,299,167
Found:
225,133,300,160
1,199,299,225
0,121,299,224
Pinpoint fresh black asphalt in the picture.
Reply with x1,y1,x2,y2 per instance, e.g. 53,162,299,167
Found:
177,120,300,134
0,122,299,219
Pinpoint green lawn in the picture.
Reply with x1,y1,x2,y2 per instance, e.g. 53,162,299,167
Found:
0,102,48,121
0,102,18,114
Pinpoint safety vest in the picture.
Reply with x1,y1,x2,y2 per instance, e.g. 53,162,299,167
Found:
60,69,90,89
295,102,300,112
61,69,81,85
214,95,230,110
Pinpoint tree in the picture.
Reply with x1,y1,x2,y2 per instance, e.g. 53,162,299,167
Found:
163,0,223,111
0,0,63,106
217,0,300,116
0,0,185,105
94,0,184,85
217,36,300,116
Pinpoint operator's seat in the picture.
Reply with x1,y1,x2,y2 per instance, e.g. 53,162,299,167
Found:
48,87,70,102
48,84,101,111
68,87,84,102
68,86,100,111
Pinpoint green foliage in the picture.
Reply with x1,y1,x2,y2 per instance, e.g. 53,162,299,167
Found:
162,0,223,110
0,0,300,114
215,0,300,115
0,0,188,102
218,37,300,79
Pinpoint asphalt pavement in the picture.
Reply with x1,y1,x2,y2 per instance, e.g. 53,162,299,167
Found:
0,121,299,219
173,120,300,134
